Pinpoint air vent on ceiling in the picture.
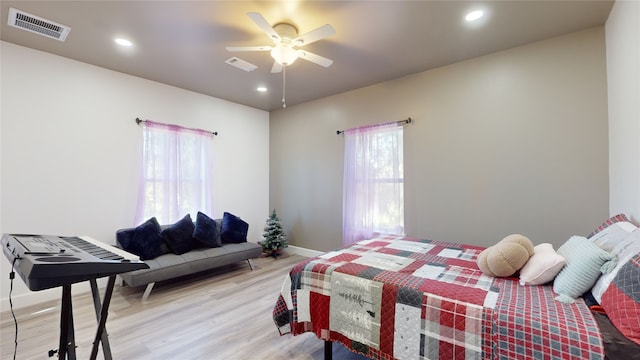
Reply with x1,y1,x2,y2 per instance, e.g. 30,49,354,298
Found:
225,57,258,72
8,7,71,42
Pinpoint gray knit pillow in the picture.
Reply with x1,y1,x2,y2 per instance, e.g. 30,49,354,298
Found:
553,236,617,303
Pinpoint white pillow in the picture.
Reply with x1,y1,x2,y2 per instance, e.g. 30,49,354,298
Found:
519,243,566,286
589,221,637,249
591,228,640,303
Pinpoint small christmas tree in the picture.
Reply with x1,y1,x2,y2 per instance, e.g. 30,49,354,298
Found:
262,209,287,257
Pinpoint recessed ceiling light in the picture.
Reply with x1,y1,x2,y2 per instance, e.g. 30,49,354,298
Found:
257,86,267,92
465,10,484,22
114,38,133,47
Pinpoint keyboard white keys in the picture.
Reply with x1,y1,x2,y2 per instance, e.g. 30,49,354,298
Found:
78,236,140,261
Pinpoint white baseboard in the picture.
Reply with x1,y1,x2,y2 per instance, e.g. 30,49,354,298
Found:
1,287,60,313
1,278,108,313
285,245,323,258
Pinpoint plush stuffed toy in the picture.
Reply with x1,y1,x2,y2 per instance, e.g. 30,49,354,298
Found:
477,234,534,277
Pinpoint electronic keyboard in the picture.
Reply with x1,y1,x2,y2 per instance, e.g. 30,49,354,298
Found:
2,233,148,291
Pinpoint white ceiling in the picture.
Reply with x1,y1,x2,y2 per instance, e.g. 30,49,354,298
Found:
0,1,614,111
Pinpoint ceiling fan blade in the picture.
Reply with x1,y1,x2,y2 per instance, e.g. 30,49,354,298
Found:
271,61,283,73
247,12,280,43
226,46,272,52
293,24,336,46
296,50,334,67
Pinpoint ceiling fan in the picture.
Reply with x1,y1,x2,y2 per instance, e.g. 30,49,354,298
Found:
226,12,336,73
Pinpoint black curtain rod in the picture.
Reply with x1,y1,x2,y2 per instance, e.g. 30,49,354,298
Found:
336,117,412,135
135,118,218,136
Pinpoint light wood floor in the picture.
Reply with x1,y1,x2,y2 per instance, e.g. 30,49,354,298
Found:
1,253,369,360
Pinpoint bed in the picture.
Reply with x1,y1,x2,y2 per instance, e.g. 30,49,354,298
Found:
273,228,640,360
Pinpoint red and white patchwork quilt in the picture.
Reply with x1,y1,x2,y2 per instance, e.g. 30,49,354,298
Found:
273,235,604,359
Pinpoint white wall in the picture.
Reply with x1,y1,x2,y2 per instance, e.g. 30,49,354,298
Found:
0,42,269,310
0,40,3,299
606,0,640,223
270,27,610,252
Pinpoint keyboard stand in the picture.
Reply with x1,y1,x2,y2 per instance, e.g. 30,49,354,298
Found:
54,276,116,360
89,277,114,360
57,285,76,359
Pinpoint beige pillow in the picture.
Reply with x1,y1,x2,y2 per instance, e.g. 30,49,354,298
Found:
477,234,534,277
519,243,566,286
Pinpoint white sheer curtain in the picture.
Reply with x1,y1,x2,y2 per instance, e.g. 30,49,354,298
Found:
135,120,213,225
342,122,404,246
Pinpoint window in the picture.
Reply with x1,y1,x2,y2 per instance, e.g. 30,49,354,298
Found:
342,123,404,246
135,121,213,225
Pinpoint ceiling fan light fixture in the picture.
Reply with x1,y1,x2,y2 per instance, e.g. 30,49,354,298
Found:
228,13,335,71
271,44,299,66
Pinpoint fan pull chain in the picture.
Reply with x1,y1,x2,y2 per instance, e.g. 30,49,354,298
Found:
282,66,287,108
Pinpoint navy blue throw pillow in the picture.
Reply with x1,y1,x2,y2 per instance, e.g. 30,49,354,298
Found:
116,217,166,260
162,214,196,255
221,212,249,244
193,211,221,248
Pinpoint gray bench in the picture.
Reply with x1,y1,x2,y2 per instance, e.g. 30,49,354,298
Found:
117,225,262,301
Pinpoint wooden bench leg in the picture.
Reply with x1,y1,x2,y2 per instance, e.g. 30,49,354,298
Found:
247,259,255,270
141,282,155,302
